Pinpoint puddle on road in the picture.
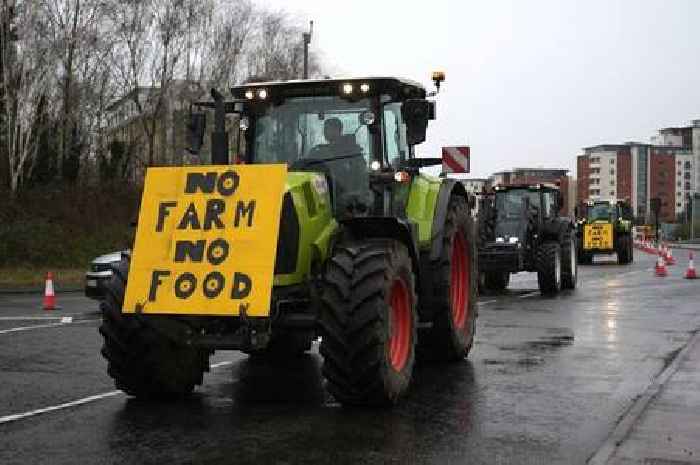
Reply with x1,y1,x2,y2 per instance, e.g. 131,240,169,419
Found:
483,332,575,373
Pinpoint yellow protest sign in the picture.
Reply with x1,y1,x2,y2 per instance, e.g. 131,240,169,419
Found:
123,164,287,317
584,223,613,250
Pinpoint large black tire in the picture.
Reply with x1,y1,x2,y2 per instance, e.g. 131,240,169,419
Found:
484,272,509,292
418,195,478,361
536,242,562,295
561,234,578,289
617,234,633,265
99,256,210,398
319,239,417,406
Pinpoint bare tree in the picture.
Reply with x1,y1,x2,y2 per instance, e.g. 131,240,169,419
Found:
188,0,255,89
0,0,53,195
245,9,320,81
42,0,112,182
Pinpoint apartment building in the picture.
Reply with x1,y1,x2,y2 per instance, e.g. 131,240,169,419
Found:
577,120,700,223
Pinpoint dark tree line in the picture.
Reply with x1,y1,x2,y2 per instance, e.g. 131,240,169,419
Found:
0,0,322,196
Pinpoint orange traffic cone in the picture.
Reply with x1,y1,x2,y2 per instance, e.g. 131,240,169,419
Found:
685,252,698,280
655,255,668,277
43,272,57,311
665,247,676,266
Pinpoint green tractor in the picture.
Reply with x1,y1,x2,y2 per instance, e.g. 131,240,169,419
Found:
575,199,634,265
98,75,479,406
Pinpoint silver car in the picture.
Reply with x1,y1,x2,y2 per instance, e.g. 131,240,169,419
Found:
85,251,127,300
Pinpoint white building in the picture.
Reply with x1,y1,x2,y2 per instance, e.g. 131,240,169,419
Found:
460,178,489,194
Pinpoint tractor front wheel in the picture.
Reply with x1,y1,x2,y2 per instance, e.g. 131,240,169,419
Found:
561,235,578,289
319,239,417,406
617,235,633,264
536,242,562,295
99,256,210,399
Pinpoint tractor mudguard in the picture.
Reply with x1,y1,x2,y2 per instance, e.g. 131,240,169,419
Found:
341,217,421,276
429,180,472,261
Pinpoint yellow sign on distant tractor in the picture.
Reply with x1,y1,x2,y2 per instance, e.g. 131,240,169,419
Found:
123,165,287,317
584,223,613,250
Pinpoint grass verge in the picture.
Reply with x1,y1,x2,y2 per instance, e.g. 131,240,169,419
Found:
0,268,85,290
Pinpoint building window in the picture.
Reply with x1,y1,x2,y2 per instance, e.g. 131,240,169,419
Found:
686,182,692,190
677,203,682,208
590,157,600,164
677,182,682,187
685,172,692,180
678,160,682,165
610,180,615,186
685,161,692,169
610,169,615,175
610,191,615,196
610,159,615,165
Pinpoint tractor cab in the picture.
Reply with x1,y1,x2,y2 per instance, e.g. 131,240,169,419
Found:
492,184,561,244
580,200,632,223
190,77,442,218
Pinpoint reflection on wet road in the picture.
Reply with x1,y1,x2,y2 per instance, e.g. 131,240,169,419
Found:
0,252,698,464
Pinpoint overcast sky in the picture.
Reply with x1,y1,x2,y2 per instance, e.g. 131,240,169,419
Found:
260,0,700,178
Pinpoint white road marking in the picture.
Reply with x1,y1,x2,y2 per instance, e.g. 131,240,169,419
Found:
0,319,96,335
0,360,237,425
210,360,234,369
518,291,540,299
0,316,68,321
0,391,122,425
478,300,497,305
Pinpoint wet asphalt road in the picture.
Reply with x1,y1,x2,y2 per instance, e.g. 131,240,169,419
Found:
0,251,698,465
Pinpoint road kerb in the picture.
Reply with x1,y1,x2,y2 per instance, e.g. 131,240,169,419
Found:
587,329,700,465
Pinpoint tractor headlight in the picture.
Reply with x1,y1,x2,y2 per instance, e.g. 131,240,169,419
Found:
370,160,381,171
244,90,254,100
360,83,370,93
509,237,519,244
342,83,353,95
496,237,505,243
257,89,268,99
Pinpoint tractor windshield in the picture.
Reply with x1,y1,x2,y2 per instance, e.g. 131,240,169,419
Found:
252,96,373,167
495,189,541,220
588,203,615,221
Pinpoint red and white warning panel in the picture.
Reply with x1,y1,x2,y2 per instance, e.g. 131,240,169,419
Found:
442,146,470,173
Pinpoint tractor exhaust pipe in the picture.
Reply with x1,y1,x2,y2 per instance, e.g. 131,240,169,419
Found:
210,88,229,165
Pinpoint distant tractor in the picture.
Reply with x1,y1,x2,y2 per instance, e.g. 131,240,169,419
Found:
478,183,577,295
576,199,634,265
97,74,480,407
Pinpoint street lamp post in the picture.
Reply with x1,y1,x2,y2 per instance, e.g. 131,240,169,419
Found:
302,21,314,79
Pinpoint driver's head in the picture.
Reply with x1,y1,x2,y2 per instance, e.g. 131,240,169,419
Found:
324,118,343,144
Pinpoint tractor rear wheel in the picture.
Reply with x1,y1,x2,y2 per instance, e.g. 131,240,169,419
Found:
99,256,209,398
617,235,632,264
536,242,562,295
319,239,417,406
418,195,478,361
561,235,578,289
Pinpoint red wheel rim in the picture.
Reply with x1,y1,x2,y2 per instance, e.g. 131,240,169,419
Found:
389,278,412,371
450,231,470,329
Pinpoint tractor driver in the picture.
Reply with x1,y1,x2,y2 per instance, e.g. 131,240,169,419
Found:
308,117,362,160
308,117,369,217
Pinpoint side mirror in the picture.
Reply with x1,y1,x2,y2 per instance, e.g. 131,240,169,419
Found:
402,99,433,146
187,112,206,154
